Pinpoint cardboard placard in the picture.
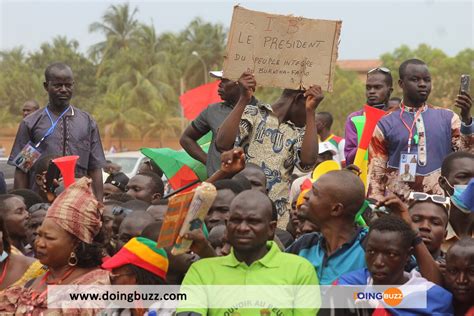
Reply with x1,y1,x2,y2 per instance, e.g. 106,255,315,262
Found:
156,191,195,248
223,6,342,91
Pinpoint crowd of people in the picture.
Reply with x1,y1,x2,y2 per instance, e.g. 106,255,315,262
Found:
0,59,472,315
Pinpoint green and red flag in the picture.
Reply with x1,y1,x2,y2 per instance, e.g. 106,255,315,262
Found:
140,132,211,192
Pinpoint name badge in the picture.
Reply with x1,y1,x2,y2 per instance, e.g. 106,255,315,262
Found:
399,152,417,183
13,142,42,172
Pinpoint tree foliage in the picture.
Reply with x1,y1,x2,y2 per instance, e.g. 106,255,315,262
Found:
0,3,471,146
381,44,474,110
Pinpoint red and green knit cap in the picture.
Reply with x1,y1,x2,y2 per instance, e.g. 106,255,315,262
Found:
102,237,169,280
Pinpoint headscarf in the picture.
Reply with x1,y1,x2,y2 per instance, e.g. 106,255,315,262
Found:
45,177,103,243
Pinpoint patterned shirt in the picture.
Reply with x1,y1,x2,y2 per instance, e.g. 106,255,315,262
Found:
237,103,315,228
368,105,473,201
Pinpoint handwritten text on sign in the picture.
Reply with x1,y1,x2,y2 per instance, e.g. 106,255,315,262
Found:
223,6,342,91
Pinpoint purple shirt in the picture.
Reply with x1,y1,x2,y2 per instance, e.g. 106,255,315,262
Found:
344,109,364,165
9,106,106,189
378,107,456,174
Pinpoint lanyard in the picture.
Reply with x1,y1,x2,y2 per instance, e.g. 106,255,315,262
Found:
399,103,423,153
34,106,70,148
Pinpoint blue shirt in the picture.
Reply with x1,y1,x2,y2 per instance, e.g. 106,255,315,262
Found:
286,228,368,285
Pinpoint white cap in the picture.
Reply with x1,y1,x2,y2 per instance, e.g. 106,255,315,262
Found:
318,142,338,156
209,70,223,79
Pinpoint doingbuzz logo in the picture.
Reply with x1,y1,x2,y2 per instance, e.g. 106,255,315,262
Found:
353,287,404,306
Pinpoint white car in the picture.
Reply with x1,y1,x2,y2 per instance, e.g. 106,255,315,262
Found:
104,151,147,179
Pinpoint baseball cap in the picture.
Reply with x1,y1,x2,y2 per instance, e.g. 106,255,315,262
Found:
102,237,169,280
104,172,129,191
318,141,338,156
209,70,223,79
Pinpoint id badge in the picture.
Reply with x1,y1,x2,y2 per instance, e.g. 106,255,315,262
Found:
13,142,42,173
399,152,417,182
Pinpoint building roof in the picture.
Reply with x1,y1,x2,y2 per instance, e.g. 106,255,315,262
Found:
337,60,382,72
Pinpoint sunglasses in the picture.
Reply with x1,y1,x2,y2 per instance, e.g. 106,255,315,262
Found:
368,67,391,74
112,206,133,216
408,192,451,212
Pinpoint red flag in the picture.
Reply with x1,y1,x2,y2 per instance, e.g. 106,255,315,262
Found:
179,81,222,120
168,165,200,192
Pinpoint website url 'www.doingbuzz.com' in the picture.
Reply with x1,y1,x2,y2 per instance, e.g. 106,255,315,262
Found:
47,285,428,310
68,290,186,303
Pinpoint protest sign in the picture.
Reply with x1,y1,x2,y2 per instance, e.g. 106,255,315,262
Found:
223,6,342,91
157,190,194,248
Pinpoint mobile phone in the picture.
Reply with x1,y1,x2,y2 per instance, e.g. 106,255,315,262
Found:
45,161,61,193
368,203,390,215
460,74,470,93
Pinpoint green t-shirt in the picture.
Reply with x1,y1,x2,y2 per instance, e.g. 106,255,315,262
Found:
177,241,319,316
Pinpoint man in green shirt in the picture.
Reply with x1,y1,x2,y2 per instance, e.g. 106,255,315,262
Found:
177,190,319,316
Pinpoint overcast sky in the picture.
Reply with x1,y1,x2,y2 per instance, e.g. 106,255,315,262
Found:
0,0,472,60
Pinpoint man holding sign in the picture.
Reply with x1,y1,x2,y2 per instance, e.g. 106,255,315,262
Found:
215,71,322,228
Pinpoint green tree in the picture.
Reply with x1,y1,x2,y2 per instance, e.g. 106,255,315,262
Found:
94,89,142,150
381,44,474,109
180,18,227,89
88,3,139,74
0,48,43,117
141,100,182,147
28,36,98,113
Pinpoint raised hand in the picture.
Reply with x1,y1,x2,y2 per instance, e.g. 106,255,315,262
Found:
304,85,324,112
454,91,472,125
376,194,412,225
238,71,256,101
220,147,246,176
184,229,217,258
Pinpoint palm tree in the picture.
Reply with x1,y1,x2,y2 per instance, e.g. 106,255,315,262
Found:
141,100,182,147
0,48,43,115
180,18,227,88
88,3,139,74
94,89,142,150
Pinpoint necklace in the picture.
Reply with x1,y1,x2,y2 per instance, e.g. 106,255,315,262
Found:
31,267,76,301
0,259,9,286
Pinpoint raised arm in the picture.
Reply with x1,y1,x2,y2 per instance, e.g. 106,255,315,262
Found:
299,85,324,167
206,148,245,184
215,72,256,152
453,91,473,153
180,125,208,165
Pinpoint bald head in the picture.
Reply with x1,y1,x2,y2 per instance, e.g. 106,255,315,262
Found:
230,190,273,222
319,170,365,217
227,190,276,258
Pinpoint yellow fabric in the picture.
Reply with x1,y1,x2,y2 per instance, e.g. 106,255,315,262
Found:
297,189,310,208
11,260,47,288
311,160,341,181
124,238,169,272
